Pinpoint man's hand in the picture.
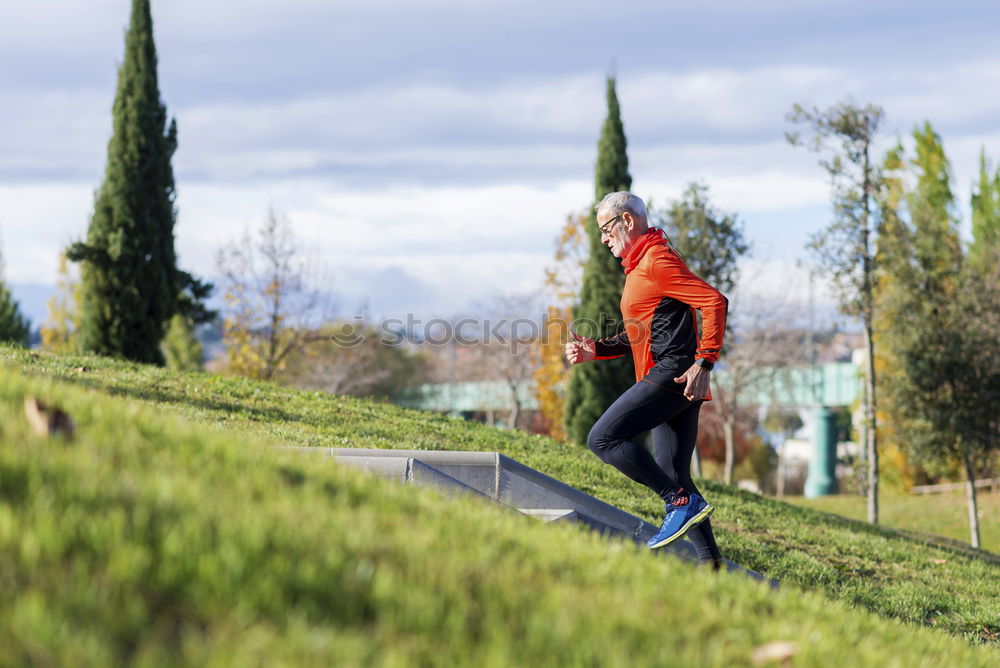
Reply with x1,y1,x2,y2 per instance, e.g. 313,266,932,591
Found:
674,363,711,401
565,332,596,365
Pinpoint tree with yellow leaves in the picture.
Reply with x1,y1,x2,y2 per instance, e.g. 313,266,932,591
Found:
216,208,332,379
533,211,588,440
872,142,916,490
40,253,81,353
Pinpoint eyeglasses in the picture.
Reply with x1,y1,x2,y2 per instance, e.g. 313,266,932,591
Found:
598,214,623,236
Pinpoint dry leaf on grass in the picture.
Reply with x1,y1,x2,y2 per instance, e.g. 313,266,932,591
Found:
751,640,798,665
24,396,76,439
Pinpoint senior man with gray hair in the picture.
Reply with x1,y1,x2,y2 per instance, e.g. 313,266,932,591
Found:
565,191,727,567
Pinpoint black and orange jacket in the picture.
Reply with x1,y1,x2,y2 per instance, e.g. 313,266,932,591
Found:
594,228,728,389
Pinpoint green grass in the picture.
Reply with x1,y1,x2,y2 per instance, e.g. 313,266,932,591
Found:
788,490,1000,555
1,346,997,664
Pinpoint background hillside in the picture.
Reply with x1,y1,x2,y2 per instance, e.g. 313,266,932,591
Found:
0,346,997,664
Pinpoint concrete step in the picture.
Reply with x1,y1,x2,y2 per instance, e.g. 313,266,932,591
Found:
516,508,579,523
283,446,773,584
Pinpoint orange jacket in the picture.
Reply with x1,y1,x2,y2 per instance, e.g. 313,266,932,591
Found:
594,229,728,385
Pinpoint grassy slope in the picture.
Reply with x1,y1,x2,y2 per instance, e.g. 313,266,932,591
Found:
789,490,1000,556
1,347,997,663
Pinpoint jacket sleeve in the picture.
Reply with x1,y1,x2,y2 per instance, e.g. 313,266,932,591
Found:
594,330,631,360
649,250,729,363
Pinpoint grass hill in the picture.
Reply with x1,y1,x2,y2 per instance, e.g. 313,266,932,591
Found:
1,346,997,665
792,489,999,556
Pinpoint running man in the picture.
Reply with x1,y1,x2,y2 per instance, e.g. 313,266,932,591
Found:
565,191,727,567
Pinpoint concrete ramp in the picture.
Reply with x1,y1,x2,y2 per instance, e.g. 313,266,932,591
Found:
285,446,771,583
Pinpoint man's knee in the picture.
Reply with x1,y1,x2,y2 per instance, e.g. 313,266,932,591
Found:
587,423,614,460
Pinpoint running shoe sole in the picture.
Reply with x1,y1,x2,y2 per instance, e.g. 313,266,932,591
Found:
648,503,715,550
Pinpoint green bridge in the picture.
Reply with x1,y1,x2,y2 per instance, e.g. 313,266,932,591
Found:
398,362,862,415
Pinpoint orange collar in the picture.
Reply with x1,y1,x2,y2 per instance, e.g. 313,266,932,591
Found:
621,228,666,274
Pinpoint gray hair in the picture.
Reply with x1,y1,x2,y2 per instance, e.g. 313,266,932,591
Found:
596,191,648,222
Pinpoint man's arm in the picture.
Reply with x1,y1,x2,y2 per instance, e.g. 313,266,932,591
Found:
650,250,728,366
651,249,729,399
594,330,631,360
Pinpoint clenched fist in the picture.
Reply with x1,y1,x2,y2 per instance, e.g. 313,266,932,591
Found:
565,332,596,365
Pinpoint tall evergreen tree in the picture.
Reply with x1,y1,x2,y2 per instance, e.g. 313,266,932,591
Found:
0,243,30,347
907,123,962,288
970,149,1000,270
564,77,634,444
67,0,181,364
0,284,29,347
882,124,990,547
872,142,917,490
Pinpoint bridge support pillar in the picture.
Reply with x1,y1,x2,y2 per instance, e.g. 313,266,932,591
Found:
805,406,838,498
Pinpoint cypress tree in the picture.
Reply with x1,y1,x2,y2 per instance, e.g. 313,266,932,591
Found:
563,77,634,444
68,0,179,364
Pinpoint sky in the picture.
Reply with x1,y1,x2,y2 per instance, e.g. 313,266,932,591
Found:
2,0,999,327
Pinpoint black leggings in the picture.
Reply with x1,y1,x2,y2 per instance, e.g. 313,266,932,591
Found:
587,378,722,561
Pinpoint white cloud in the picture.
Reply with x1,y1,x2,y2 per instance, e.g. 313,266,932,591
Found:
178,179,590,318
0,183,93,283
1,177,592,318
730,255,844,333
880,60,1000,130
0,89,110,179
621,66,858,137
633,140,827,212
7,1,1000,321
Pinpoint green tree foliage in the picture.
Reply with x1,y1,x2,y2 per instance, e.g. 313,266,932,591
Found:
786,100,885,524
564,77,633,444
162,312,203,372
0,247,29,346
908,123,963,288
904,262,1000,549
874,143,912,276
651,182,749,296
970,149,1000,270
879,125,995,548
647,180,750,479
67,0,211,364
872,143,917,490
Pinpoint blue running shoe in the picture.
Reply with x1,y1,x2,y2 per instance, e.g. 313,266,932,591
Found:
647,490,715,550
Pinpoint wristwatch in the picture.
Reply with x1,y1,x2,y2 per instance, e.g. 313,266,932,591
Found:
694,358,714,371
